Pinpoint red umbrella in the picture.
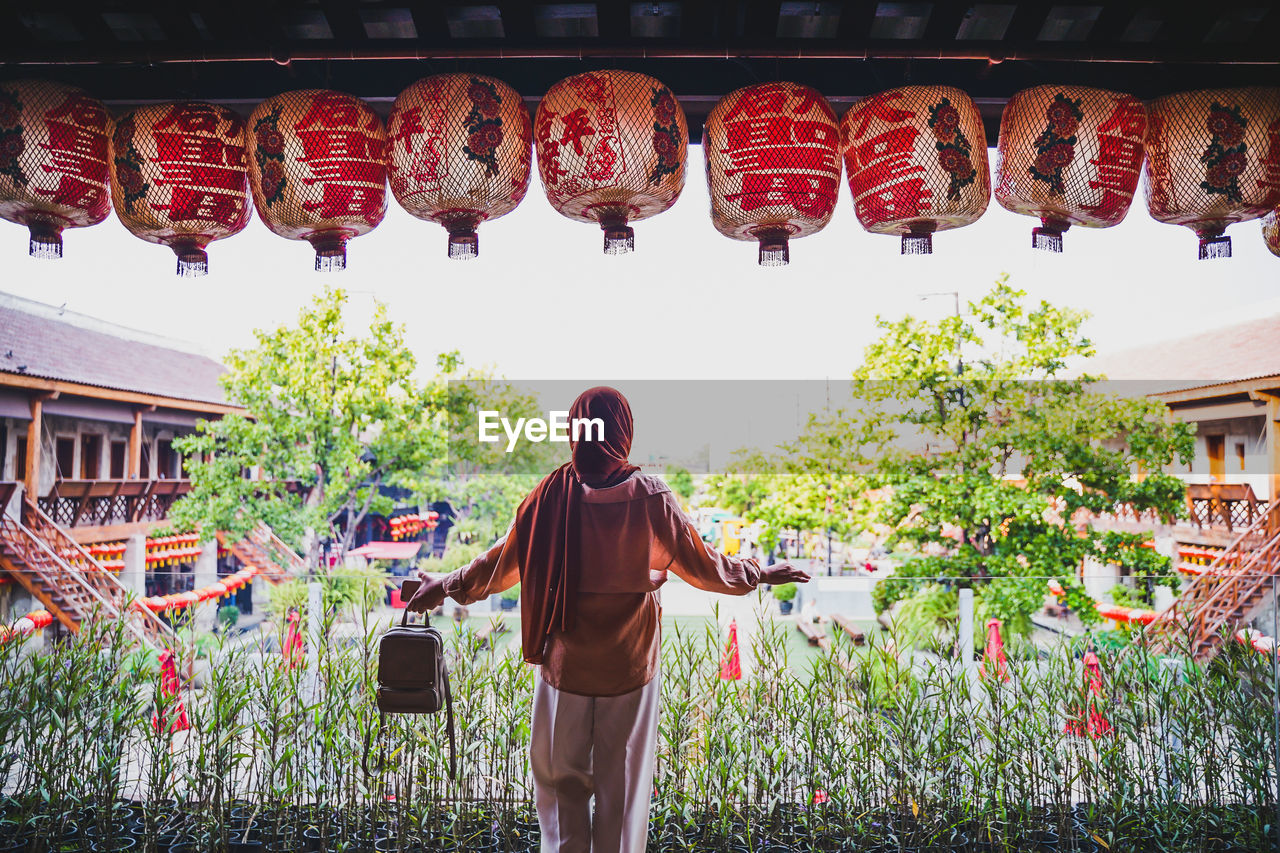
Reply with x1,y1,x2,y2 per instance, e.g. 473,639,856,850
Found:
152,649,190,734
812,788,830,805
283,610,305,670
1064,650,1113,737
979,618,1010,683
719,619,742,680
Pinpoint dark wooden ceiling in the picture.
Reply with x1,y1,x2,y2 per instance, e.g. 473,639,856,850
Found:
2,2,1277,142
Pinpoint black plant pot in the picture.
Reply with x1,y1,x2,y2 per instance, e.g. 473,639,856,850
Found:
301,824,331,852
89,838,138,852
228,828,264,853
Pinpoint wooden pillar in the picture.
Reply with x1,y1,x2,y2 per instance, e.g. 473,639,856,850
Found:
129,409,143,479
23,395,42,500
1268,395,1280,511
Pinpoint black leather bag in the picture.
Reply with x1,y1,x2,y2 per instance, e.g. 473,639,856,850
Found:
365,583,456,779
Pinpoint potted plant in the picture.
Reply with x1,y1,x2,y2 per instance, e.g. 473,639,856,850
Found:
500,583,520,611
217,604,240,633
772,582,797,615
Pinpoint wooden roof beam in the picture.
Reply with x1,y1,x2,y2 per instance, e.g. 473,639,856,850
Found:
0,373,244,416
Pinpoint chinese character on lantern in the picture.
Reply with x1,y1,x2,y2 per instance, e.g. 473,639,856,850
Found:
388,74,532,259
995,86,1147,252
534,71,687,254
704,82,841,266
0,80,111,258
247,89,389,271
842,86,991,254
109,102,251,276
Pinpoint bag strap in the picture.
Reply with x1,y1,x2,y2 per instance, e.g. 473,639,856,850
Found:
361,711,387,780
443,661,457,781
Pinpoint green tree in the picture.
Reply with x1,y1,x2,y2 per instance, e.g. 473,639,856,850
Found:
170,287,455,567
827,278,1192,639
664,465,695,501
704,472,770,516
413,375,565,545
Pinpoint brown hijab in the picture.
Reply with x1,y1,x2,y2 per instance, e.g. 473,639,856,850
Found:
513,386,639,664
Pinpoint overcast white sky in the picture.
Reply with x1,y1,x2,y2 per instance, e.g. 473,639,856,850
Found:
4,144,1279,383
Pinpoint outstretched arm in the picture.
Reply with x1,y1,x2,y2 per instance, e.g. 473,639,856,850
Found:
405,525,520,612
656,492,811,593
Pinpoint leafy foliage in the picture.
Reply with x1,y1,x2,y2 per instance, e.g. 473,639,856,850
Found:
171,287,457,565
817,278,1193,637
413,375,564,546
665,465,695,501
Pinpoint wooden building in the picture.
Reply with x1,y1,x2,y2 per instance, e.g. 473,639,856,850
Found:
0,290,242,543
1094,313,1280,531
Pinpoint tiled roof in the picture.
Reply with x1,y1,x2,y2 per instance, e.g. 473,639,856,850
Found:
1089,313,1280,389
0,292,230,405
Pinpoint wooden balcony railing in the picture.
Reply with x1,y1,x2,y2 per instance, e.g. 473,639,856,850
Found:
36,479,192,529
1186,483,1264,534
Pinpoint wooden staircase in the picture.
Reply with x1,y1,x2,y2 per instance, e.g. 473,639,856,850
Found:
217,523,305,583
0,499,178,653
1146,498,1280,661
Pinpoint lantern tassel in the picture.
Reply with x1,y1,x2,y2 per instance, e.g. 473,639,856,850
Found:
902,232,933,255
1031,227,1064,253
27,223,63,260
756,231,790,267
601,224,637,253
603,225,635,255
1198,235,1231,260
311,238,348,272
448,229,479,260
174,244,209,278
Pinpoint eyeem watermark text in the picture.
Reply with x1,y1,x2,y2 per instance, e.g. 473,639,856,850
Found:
478,411,604,453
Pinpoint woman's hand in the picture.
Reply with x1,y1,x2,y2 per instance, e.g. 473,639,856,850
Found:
759,562,811,586
405,570,448,613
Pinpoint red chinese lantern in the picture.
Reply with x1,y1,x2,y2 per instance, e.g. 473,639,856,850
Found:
247,89,388,271
704,82,841,266
388,74,532,260
109,102,251,276
841,86,991,254
0,80,110,258
1145,87,1280,259
1264,210,1280,257
995,86,1147,252
534,71,687,254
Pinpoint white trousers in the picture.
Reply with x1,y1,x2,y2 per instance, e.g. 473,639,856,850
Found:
530,667,661,853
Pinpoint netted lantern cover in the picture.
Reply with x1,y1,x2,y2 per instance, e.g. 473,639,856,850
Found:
0,80,111,258
246,89,388,271
995,86,1147,253
703,82,841,267
534,71,687,254
1144,87,1280,260
388,74,532,260
841,86,991,254
109,102,251,277
1264,210,1280,258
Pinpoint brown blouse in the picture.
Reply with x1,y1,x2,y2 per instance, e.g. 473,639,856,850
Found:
441,472,762,696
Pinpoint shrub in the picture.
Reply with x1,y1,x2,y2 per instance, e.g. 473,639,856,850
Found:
418,543,483,575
